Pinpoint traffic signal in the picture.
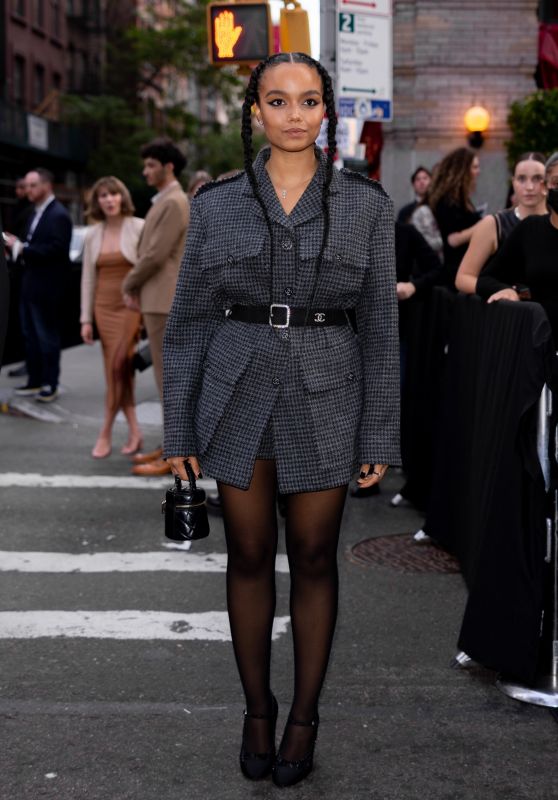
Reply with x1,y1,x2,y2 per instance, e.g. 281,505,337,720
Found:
207,2,273,66
279,0,311,55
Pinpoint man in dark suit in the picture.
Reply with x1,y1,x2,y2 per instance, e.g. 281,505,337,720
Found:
5,168,72,402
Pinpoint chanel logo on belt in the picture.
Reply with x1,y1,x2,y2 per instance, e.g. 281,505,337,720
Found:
314,312,326,323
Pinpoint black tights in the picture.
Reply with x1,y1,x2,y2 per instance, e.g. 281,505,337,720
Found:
219,459,347,759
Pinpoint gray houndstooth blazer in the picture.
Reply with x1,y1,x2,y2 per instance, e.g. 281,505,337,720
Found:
163,148,400,493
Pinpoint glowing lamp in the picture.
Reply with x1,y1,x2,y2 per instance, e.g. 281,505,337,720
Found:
464,105,490,148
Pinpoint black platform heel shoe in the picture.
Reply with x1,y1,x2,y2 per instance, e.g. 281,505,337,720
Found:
272,713,320,788
239,694,278,781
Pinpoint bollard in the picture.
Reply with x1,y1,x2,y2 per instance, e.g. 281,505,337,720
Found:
496,384,558,707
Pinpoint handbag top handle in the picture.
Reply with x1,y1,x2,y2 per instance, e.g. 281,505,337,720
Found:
175,460,197,492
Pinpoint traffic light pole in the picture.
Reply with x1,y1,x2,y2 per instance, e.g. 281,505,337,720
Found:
320,0,336,92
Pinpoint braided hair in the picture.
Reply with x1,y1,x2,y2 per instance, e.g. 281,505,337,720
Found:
241,53,337,320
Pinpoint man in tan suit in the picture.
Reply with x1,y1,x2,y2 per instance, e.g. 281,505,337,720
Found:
123,138,190,475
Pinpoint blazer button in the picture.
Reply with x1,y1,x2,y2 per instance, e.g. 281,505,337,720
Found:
347,372,355,381
281,239,293,250
226,255,234,264
284,287,293,297
272,377,281,386
335,254,342,262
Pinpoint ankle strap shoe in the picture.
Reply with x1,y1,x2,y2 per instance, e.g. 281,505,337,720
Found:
272,713,320,788
239,694,278,781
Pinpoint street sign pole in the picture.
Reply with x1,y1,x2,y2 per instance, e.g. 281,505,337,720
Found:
320,0,337,91
335,0,393,122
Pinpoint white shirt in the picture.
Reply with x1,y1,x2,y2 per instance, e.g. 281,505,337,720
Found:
27,194,55,239
11,195,55,261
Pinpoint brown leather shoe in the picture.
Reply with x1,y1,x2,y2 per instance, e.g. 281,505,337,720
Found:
131,458,171,476
131,446,163,465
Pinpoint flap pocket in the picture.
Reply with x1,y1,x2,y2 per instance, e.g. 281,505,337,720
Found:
300,344,362,392
203,334,255,385
201,235,265,270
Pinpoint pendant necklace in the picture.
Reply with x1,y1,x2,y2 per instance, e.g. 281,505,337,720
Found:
269,171,316,201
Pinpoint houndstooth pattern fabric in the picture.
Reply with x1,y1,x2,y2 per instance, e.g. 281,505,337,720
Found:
163,148,400,493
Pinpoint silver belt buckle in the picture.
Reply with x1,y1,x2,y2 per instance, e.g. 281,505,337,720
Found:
269,304,291,329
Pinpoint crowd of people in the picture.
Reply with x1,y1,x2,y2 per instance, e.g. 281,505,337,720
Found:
2,141,247,476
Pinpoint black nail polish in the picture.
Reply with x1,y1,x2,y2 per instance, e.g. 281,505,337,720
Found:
359,470,368,478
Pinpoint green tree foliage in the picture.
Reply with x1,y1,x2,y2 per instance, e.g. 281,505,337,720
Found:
62,95,156,190
124,0,241,105
506,89,558,167
63,0,246,188
193,117,267,178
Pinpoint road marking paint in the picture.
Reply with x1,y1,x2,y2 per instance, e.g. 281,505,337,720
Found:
0,472,216,491
0,551,290,573
0,611,290,641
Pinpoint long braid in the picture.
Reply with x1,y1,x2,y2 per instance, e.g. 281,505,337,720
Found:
240,52,338,327
241,59,275,311
303,60,337,325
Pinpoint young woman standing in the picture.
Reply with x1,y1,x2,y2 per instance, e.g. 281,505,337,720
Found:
455,153,547,294
428,147,482,284
80,177,144,458
163,53,399,787
477,152,558,340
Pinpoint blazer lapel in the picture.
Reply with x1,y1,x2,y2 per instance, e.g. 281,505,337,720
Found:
247,150,289,227
88,223,103,265
242,148,340,229
28,199,55,241
290,151,341,227
120,217,138,265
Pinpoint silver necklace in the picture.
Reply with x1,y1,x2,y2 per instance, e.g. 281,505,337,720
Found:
514,206,522,220
270,172,316,200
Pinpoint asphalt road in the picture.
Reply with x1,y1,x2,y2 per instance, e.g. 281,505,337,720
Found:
1,346,557,800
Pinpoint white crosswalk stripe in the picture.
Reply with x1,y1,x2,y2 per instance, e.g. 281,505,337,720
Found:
1,474,291,642
0,550,290,573
0,472,217,491
0,611,290,641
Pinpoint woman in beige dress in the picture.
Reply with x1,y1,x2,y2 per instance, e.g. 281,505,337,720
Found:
80,177,144,458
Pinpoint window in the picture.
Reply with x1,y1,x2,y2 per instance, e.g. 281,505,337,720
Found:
33,63,45,105
13,0,26,17
13,56,26,105
52,0,60,36
53,71,62,92
32,0,44,28
539,0,558,22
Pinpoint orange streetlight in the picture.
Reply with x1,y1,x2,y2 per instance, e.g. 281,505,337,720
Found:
464,105,490,148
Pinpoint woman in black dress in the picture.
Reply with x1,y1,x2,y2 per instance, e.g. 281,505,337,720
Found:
163,53,399,787
428,147,482,284
455,152,547,294
476,152,558,338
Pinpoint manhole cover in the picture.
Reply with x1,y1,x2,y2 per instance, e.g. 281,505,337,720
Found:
347,533,460,574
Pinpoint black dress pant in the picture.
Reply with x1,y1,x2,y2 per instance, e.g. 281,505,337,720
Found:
20,269,63,388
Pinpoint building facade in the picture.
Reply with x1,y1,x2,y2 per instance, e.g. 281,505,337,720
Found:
383,0,541,213
0,0,107,225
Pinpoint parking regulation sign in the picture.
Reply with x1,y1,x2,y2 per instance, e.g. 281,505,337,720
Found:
336,0,393,121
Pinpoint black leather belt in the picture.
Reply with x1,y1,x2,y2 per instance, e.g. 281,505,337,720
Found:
226,304,348,328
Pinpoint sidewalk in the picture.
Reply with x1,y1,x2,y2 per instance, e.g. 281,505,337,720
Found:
1,342,162,432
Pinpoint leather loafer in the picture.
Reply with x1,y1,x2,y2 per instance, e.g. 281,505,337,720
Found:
131,458,171,476
131,446,163,465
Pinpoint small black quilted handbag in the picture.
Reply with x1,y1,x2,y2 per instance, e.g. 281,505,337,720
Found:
162,461,210,541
